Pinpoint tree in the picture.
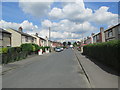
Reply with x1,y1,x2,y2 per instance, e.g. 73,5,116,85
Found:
68,41,71,45
73,42,77,47
63,42,67,46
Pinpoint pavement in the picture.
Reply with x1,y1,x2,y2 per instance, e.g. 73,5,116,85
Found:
2,49,90,88
74,49,119,88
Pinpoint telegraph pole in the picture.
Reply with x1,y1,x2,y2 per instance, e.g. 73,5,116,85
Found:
49,27,51,41
48,27,51,52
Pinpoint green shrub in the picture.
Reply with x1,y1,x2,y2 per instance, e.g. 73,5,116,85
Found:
32,44,40,51
2,46,28,64
83,40,119,71
32,45,36,52
0,48,8,54
21,43,33,53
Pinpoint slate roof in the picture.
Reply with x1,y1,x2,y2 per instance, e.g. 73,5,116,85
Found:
0,28,11,34
10,28,35,38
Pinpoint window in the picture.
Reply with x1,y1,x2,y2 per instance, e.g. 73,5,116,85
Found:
96,35,99,40
0,33,2,40
108,30,113,37
25,36,28,42
118,26,120,34
32,38,34,43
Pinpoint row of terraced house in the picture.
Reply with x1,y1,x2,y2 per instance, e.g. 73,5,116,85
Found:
83,23,120,45
0,27,62,48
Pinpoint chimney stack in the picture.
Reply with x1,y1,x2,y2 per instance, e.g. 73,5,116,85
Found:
91,33,95,36
35,33,38,36
100,27,105,42
100,27,104,32
18,27,23,32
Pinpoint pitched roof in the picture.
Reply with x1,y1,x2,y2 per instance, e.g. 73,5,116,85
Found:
104,23,120,32
39,37,46,41
10,28,35,38
0,28,11,34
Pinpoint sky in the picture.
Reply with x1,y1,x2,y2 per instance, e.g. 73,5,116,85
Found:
0,0,119,42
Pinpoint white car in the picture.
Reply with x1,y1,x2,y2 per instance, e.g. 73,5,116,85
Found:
55,48,61,52
60,47,64,51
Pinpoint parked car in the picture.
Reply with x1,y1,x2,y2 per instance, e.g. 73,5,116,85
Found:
60,47,64,51
55,47,61,52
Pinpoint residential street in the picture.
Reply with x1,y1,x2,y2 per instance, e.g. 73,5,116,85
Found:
2,49,91,88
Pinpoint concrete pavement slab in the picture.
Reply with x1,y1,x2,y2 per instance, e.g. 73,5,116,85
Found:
74,49,119,88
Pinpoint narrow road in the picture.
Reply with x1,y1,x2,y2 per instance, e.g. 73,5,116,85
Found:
3,49,90,88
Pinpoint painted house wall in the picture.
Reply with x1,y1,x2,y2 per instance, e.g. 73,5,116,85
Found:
105,24,120,42
31,35,40,46
0,32,11,47
7,29,21,47
2,35,11,47
22,36,36,44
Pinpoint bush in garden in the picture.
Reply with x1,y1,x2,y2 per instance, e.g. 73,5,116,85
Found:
32,44,40,52
32,45,36,52
2,47,28,64
83,40,119,71
0,47,8,54
21,43,33,53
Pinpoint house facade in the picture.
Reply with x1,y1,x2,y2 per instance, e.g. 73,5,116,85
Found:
0,28,11,47
104,23,120,42
31,33,41,46
39,37,47,47
93,27,105,43
7,27,36,47
84,36,92,44
51,41,62,47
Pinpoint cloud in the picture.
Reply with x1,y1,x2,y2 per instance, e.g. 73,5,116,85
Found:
49,7,64,19
49,1,118,26
41,19,52,27
41,19,96,33
19,1,52,18
91,6,118,25
37,29,81,40
0,20,38,31
49,2,92,22
39,19,97,40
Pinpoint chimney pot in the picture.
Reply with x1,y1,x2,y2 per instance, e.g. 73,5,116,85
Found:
36,33,38,36
18,27,23,32
100,27,104,32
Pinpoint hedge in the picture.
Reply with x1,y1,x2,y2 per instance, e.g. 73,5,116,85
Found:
2,47,28,64
83,40,119,71
2,43,51,64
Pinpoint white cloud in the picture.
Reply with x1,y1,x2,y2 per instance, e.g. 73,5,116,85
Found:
49,7,64,19
37,29,81,40
49,1,118,26
91,6,118,25
0,20,38,31
41,19,52,27
49,2,93,22
41,19,96,33
19,1,51,17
